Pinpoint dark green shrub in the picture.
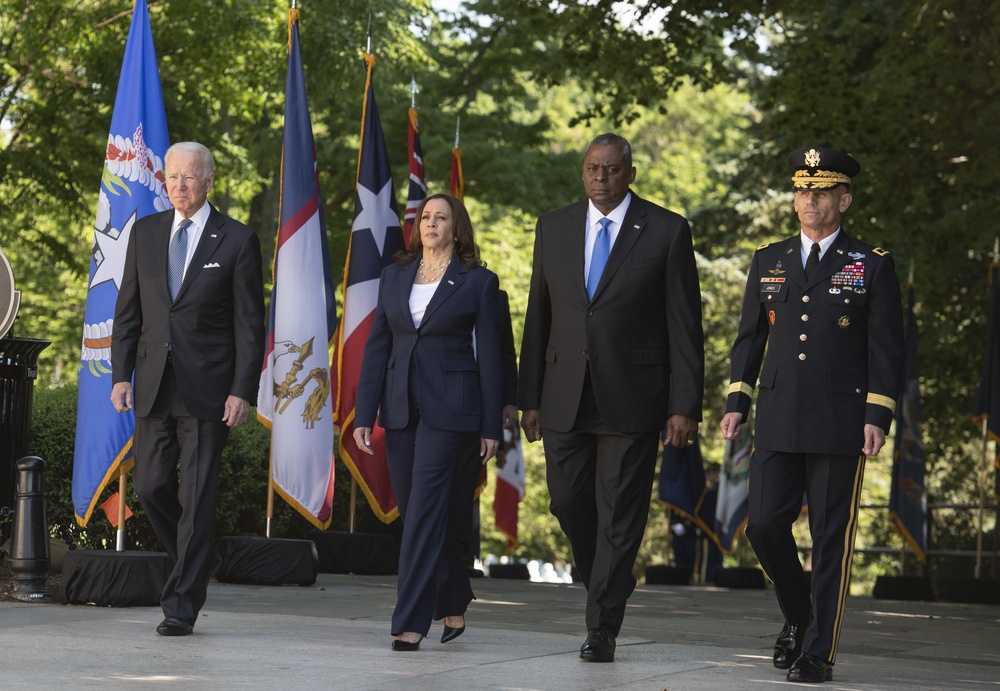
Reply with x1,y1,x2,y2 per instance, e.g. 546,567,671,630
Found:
31,384,367,550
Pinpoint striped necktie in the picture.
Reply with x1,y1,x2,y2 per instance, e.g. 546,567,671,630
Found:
167,219,192,301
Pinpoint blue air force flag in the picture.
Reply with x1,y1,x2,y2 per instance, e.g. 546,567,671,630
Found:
72,0,170,525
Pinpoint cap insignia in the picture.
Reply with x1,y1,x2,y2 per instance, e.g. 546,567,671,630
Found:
805,148,821,167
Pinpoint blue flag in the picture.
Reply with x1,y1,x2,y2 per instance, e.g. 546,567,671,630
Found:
72,0,170,524
257,8,338,528
659,440,709,532
889,284,928,562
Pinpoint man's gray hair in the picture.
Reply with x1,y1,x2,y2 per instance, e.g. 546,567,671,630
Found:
165,142,215,177
585,133,632,167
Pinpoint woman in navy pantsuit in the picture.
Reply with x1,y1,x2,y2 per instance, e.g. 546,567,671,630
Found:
354,194,503,651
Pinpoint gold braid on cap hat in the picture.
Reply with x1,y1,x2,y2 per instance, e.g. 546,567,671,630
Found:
792,169,852,189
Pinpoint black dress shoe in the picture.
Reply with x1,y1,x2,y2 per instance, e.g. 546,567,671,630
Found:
392,636,422,651
156,616,194,636
787,652,833,683
441,623,465,643
579,628,616,662
773,620,807,669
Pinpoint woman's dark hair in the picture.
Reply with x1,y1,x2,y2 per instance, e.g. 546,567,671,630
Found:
395,193,481,268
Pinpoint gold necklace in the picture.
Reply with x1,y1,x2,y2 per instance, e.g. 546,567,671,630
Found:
418,257,451,282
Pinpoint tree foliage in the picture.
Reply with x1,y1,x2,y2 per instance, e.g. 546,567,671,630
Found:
3,0,997,584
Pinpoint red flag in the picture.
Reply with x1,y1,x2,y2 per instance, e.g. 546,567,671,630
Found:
332,53,405,522
450,145,464,201
493,430,525,554
99,491,133,528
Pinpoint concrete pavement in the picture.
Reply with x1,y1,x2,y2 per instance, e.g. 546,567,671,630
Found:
1,573,998,689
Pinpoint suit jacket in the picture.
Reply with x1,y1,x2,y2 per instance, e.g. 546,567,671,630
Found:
498,289,518,408
112,205,265,420
725,231,904,455
355,259,503,441
518,193,704,434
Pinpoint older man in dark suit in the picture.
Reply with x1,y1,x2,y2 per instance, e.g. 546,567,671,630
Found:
519,133,704,662
721,146,903,683
111,141,265,636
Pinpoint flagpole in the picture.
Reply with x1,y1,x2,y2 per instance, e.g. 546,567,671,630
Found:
900,259,914,577
116,471,127,551
977,418,988,578
348,16,374,536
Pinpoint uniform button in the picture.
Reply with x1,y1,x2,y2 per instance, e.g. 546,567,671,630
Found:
163,342,169,348
798,353,807,361
855,388,862,394
802,295,810,303
844,298,851,304
801,314,809,322
799,334,807,341
587,310,594,316
767,295,773,300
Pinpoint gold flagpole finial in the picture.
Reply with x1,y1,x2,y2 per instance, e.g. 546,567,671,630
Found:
366,14,372,54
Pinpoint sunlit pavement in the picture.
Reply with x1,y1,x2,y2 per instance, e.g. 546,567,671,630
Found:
1,573,997,689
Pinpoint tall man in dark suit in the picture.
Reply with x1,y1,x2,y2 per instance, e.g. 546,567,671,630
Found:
111,141,265,636
721,147,903,683
519,133,704,662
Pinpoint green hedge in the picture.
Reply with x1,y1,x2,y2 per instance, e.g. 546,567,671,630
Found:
30,384,366,551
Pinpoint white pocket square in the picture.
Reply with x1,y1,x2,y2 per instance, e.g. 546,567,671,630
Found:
203,262,221,268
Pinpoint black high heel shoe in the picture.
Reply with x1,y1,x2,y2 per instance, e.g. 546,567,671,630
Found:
441,618,465,643
392,634,423,651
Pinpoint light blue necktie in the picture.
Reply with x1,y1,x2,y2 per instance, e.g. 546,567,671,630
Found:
587,217,611,300
167,219,191,301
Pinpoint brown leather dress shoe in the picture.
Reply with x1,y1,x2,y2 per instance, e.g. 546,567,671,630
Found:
787,652,833,683
579,628,616,662
156,616,194,636
773,620,807,669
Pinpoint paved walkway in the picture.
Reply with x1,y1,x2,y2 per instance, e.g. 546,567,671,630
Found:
1,573,998,689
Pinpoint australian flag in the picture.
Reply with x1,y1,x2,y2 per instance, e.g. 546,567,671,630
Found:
72,0,170,525
889,284,928,561
332,53,406,522
402,104,426,246
973,260,1000,500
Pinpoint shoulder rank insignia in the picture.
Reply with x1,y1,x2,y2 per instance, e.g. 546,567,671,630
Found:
757,242,771,251
873,247,889,256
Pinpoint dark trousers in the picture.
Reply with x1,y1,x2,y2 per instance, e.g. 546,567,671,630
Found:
542,377,659,637
385,416,480,636
745,449,865,664
133,363,228,624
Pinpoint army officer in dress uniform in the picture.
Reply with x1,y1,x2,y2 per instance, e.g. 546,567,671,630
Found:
720,146,903,684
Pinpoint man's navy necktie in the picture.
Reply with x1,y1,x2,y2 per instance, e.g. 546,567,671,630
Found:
168,219,192,301
805,241,820,280
587,218,611,300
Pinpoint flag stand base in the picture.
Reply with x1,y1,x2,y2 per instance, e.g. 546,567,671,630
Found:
713,566,766,589
216,535,317,586
58,549,170,606
645,564,692,585
488,563,530,580
308,530,398,575
873,575,934,601
938,578,1000,604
